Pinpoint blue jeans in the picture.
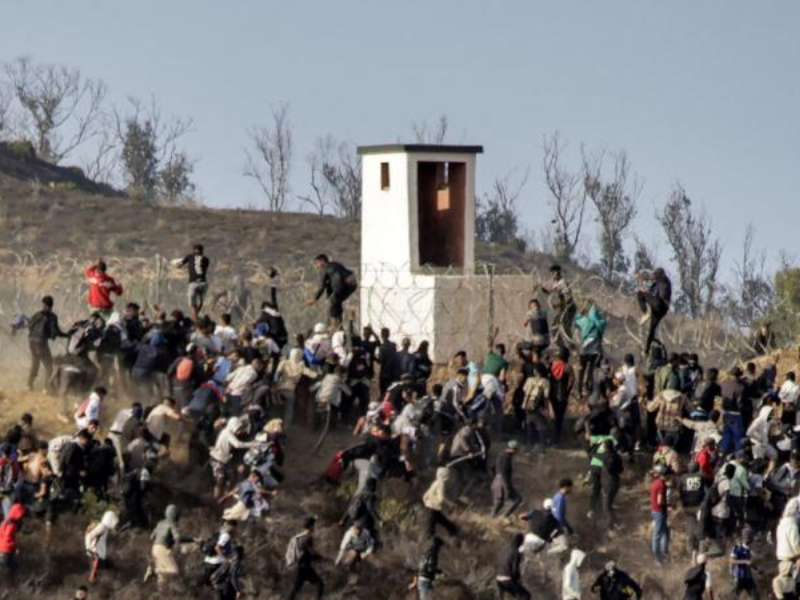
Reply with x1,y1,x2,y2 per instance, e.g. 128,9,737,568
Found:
417,578,434,600
651,511,670,560
721,413,743,455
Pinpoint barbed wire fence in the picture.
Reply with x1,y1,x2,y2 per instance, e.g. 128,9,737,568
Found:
0,250,761,366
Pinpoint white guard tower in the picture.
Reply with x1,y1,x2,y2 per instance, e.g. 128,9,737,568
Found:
358,144,483,363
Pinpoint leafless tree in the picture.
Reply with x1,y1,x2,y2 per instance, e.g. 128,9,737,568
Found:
4,56,107,163
0,81,12,139
476,168,529,249
80,114,118,184
297,146,331,216
583,148,641,279
244,103,293,212
657,183,722,317
724,223,774,327
299,136,361,219
411,115,449,144
542,132,587,263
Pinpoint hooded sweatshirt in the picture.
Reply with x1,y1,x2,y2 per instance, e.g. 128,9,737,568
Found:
747,405,774,451
151,505,181,548
85,266,123,310
776,498,800,561
210,418,256,464
423,468,452,511
85,511,119,560
562,549,586,599
276,349,317,393
0,503,25,554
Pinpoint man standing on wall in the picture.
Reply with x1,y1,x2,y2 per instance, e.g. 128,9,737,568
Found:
174,244,210,322
540,264,576,349
636,267,672,355
306,254,358,330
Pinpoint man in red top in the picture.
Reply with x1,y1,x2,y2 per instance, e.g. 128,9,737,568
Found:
697,438,717,484
85,259,123,318
650,464,670,564
0,503,25,573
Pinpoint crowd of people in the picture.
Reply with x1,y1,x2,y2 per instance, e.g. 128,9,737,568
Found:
1,248,798,600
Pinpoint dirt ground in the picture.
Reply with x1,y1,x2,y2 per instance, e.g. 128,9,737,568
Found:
0,327,792,598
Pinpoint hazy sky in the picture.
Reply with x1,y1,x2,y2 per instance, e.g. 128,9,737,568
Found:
3,1,799,271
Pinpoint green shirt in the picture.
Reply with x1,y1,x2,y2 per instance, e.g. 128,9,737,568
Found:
484,352,508,378
589,434,615,468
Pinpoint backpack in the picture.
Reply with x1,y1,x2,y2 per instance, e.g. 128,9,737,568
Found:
175,357,194,382
683,565,708,599
285,532,307,567
201,531,221,557
711,483,731,521
0,460,16,495
75,395,94,420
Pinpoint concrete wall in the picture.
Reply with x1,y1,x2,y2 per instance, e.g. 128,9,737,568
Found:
360,271,536,364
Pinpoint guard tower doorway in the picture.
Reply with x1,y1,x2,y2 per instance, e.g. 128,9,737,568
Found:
417,161,466,269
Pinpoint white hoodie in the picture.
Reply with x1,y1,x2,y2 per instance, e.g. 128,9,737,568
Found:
776,498,800,561
210,417,256,464
85,511,119,560
562,549,586,599
747,405,776,459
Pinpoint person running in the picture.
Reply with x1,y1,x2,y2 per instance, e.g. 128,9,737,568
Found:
287,517,325,600
590,561,643,599
145,504,194,589
422,467,460,538
636,267,672,354
209,544,245,600
85,258,123,319
650,464,670,564
491,440,522,517
562,549,586,600
0,503,25,574
26,295,67,392
174,244,210,322
306,254,358,329
411,536,444,600
495,533,530,599
682,554,714,600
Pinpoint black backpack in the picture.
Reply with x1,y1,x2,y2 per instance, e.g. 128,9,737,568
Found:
683,565,707,600
201,531,221,556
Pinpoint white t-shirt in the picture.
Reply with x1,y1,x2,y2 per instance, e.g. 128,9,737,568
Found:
204,531,232,564
76,392,102,429
215,325,239,354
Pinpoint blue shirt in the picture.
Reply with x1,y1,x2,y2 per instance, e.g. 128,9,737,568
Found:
552,491,570,530
730,544,752,581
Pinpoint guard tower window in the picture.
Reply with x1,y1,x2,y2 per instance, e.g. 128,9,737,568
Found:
418,161,466,268
380,162,390,190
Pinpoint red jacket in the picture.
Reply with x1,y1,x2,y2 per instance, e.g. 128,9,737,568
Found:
0,503,25,554
85,266,123,310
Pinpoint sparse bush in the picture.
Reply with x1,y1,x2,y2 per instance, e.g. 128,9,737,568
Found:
159,151,195,204
4,138,36,160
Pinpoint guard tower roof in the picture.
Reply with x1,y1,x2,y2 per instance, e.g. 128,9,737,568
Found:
357,144,484,155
